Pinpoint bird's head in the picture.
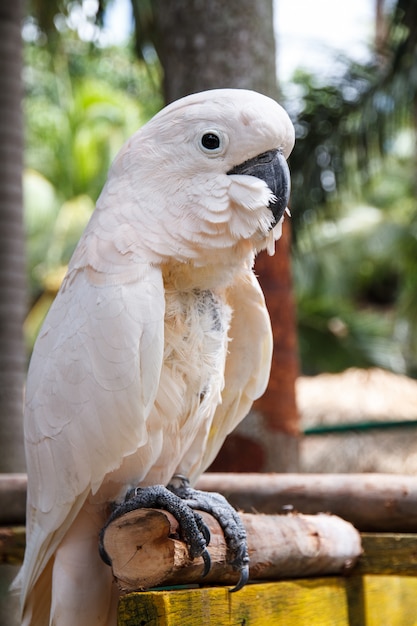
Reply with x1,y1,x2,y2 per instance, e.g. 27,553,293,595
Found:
92,89,295,272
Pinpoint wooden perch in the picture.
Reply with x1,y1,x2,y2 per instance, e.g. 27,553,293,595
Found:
2,472,417,531
197,473,417,532
101,509,361,592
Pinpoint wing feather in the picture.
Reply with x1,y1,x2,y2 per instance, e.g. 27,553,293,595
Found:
20,263,165,605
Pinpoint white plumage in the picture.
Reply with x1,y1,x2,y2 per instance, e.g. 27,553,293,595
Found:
15,88,294,625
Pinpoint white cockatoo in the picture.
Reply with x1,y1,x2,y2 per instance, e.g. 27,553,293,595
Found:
14,88,294,625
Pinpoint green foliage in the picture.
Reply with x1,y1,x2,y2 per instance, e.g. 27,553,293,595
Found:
24,36,161,198
24,32,162,348
283,0,417,377
291,127,417,376
294,204,406,374
288,0,417,231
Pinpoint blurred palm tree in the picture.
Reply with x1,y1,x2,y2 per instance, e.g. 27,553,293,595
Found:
0,3,27,623
286,0,417,376
0,1,26,471
289,0,417,219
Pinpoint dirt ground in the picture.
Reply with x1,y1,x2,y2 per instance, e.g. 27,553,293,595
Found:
297,368,417,474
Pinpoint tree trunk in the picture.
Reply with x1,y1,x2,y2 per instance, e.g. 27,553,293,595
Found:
252,221,300,437
152,0,278,103
0,2,26,474
0,3,26,624
151,0,300,471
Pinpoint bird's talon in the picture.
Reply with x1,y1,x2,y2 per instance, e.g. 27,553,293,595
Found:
229,564,249,593
98,532,112,567
201,548,211,577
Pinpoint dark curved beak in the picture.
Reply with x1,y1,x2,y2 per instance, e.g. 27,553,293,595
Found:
227,149,291,225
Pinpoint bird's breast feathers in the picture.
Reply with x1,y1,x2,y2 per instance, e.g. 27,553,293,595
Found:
163,285,231,416
100,282,232,490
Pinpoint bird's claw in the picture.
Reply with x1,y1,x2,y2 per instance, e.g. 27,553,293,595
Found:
229,546,250,592
100,478,249,590
168,475,250,591
230,563,249,592
99,484,210,575
201,547,211,578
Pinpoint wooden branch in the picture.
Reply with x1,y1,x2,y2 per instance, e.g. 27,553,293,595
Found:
3,472,417,532
101,509,361,592
197,473,417,532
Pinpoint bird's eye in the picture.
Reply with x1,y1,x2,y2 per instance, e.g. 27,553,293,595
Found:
201,133,220,150
198,130,226,156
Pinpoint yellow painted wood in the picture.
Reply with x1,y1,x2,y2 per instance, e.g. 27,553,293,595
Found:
358,533,417,575
118,579,350,626
363,576,417,626
118,575,417,626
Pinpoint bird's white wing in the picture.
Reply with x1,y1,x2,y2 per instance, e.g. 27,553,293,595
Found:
189,268,273,481
20,261,165,602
